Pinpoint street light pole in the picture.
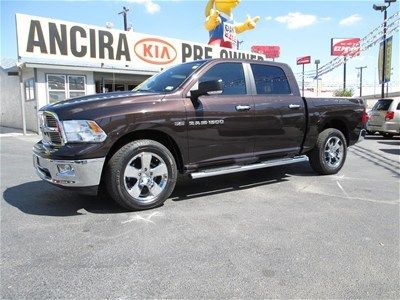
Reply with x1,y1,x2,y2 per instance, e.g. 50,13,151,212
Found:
315,59,320,96
373,0,396,98
119,6,130,31
343,57,347,91
356,66,367,97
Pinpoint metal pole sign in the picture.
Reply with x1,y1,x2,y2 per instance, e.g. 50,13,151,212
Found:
297,56,311,97
378,35,393,85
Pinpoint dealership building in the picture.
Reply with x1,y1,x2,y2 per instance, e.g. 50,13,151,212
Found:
0,13,264,133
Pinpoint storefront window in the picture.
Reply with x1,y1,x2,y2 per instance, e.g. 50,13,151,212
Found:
24,78,35,101
47,74,66,103
68,75,86,98
47,74,86,103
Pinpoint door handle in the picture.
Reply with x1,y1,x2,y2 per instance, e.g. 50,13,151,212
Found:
236,105,251,112
288,104,301,109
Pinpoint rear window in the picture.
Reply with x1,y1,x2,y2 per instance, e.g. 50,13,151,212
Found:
372,99,393,111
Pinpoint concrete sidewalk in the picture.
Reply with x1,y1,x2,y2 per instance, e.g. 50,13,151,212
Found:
0,126,38,137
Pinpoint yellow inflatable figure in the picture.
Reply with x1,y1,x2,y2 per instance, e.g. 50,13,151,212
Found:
205,0,260,49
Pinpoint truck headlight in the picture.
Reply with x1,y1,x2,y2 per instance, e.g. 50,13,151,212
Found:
61,120,107,143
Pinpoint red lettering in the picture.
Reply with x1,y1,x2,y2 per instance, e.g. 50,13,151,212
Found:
143,44,153,57
161,47,170,60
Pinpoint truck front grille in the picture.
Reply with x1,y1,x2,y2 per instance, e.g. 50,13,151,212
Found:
40,112,63,146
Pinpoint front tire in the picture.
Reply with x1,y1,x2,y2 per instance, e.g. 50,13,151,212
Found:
105,139,177,210
307,128,347,175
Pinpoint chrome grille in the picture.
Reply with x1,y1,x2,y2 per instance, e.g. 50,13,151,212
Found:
40,112,63,146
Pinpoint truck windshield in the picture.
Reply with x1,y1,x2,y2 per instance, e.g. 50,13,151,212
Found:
133,61,207,93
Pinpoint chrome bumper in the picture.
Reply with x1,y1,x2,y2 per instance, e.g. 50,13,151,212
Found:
357,129,366,143
33,154,105,187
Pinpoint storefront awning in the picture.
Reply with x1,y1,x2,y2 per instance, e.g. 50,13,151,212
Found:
19,57,160,76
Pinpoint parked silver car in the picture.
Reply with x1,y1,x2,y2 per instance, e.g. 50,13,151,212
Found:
366,98,400,138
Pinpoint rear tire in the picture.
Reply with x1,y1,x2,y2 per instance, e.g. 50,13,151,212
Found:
105,139,177,211
307,128,347,175
381,132,394,139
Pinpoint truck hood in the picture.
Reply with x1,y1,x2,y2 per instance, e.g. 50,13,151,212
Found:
40,91,164,120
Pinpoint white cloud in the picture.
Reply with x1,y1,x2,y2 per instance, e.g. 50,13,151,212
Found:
126,0,161,14
275,12,317,29
339,14,362,26
265,16,273,21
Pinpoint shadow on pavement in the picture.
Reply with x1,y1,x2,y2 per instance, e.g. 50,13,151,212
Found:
4,164,314,215
170,164,312,202
380,148,400,156
3,181,126,216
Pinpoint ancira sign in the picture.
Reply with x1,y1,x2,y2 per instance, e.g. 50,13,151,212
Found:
15,14,266,70
331,38,361,57
296,56,311,65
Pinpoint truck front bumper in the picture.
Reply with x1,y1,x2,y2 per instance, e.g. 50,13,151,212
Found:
33,142,105,193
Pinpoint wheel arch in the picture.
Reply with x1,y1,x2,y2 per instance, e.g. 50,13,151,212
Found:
320,118,350,146
103,129,185,174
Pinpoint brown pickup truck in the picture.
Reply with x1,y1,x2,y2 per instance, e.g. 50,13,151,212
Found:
33,58,366,210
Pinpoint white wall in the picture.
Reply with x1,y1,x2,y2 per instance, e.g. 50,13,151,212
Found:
1,66,96,132
21,68,38,131
0,68,23,129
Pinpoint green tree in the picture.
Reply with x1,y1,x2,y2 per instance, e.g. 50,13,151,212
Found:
334,89,354,97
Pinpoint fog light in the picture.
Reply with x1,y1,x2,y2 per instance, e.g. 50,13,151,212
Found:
57,164,75,176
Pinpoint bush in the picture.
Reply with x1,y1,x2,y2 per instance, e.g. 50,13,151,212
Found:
334,89,354,97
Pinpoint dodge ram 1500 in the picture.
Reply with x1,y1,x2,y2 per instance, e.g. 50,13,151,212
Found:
33,59,366,210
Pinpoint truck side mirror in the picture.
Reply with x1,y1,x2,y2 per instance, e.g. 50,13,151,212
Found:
191,80,223,98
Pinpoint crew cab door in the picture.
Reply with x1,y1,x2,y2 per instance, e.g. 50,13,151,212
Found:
249,63,306,158
185,62,255,166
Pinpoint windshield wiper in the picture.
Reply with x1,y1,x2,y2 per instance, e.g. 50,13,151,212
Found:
135,88,156,93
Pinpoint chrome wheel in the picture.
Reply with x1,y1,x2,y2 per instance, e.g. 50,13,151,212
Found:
123,152,169,204
324,136,344,168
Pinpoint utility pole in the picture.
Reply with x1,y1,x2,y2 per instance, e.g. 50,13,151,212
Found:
119,6,129,31
356,66,367,97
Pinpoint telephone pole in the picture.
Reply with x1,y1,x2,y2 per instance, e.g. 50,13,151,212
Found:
119,6,129,31
356,66,367,97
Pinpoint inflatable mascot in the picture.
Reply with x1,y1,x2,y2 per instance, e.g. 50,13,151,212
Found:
205,0,260,49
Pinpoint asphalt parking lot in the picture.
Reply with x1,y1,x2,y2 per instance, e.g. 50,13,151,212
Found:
1,129,399,298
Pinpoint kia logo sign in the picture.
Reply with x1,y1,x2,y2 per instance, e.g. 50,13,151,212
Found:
331,38,360,57
296,56,311,65
134,38,177,65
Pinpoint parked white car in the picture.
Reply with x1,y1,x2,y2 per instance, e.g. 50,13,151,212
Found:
366,98,400,138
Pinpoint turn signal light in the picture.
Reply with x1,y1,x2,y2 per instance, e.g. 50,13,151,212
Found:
385,111,394,121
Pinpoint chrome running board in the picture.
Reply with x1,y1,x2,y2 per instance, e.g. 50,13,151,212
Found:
190,155,309,179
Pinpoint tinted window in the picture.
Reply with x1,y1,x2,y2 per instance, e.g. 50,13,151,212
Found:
396,102,400,110
199,63,246,95
134,60,206,93
372,99,393,111
251,64,291,95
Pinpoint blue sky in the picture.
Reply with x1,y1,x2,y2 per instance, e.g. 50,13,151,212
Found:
1,0,399,93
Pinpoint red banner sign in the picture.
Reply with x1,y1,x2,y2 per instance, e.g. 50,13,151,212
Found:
296,56,311,65
251,45,280,59
331,38,360,56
